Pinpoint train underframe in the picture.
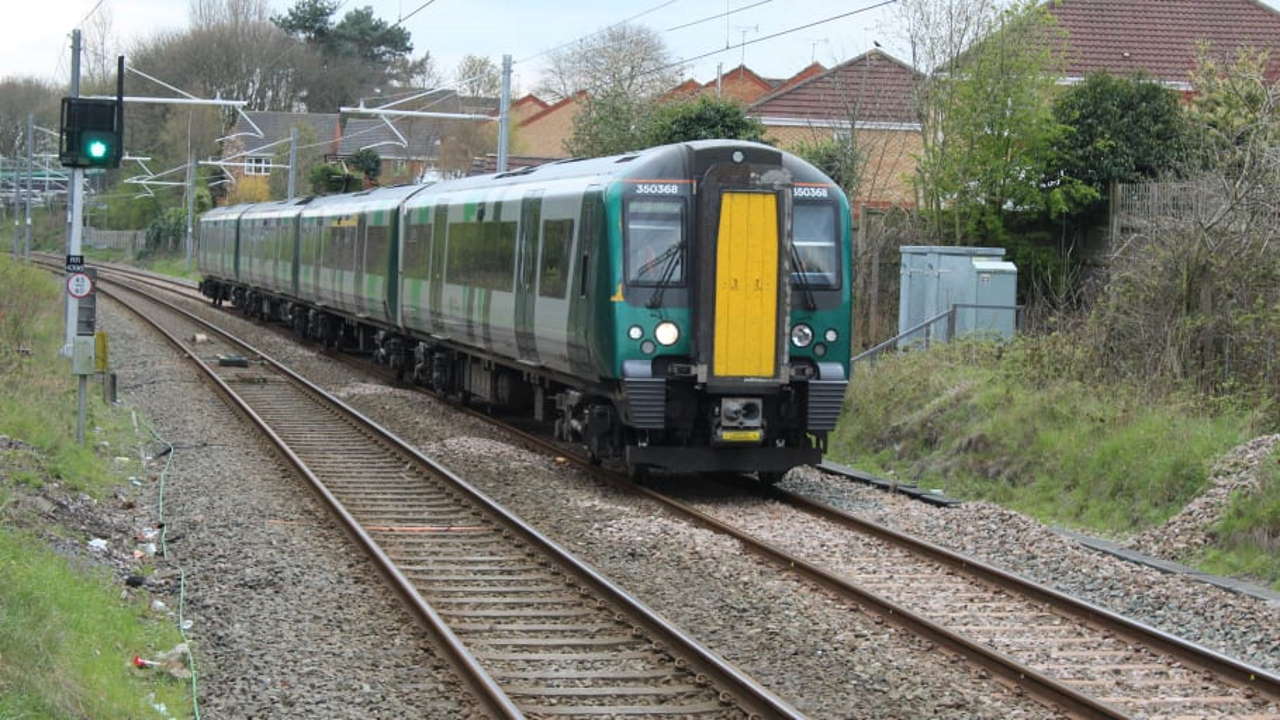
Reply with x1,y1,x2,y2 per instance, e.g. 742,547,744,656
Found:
201,277,840,480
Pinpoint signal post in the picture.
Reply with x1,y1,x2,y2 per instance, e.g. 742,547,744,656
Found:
59,29,123,443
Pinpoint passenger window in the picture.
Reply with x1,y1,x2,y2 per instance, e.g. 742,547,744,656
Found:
538,219,574,299
403,223,432,279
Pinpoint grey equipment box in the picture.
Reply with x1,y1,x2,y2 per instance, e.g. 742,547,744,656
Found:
898,246,1017,342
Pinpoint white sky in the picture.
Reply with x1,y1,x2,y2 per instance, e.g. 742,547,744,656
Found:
2,0,912,96
6,0,1280,98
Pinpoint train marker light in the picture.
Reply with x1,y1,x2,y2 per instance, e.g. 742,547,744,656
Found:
824,328,838,343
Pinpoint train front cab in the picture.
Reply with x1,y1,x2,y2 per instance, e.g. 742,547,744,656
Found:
617,142,851,477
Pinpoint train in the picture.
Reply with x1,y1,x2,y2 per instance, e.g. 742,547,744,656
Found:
197,139,852,480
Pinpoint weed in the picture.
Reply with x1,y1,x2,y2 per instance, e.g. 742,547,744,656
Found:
0,528,189,718
1199,448,1280,588
834,338,1252,535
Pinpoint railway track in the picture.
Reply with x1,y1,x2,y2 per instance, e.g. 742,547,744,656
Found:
77,265,802,719
73,258,1280,719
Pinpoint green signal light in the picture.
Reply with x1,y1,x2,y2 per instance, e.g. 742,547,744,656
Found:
87,140,109,159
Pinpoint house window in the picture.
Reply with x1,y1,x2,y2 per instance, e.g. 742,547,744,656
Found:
245,156,272,176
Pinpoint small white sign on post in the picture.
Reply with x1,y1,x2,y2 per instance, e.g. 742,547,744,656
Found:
67,272,93,299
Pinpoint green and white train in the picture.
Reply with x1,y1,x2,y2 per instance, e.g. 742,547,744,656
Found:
198,140,852,479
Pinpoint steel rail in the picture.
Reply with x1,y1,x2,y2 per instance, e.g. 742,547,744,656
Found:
91,281,523,719
770,484,1280,702
75,258,1280,718
85,269,805,720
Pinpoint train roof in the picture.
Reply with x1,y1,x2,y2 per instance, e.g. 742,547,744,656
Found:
201,140,841,221
298,183,428,218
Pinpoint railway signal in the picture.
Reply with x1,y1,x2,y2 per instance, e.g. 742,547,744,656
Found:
58,57,124,169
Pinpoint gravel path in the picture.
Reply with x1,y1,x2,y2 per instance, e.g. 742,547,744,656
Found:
780,466,1280,674
154,292,1059,717
100,296,478,719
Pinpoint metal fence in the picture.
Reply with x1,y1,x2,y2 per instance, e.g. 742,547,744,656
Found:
851,303,1023,371
1114,178,1226,230
84,227,145,255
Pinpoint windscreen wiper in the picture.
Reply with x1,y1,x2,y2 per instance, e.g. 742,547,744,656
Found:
790,240,818,311
644,242,684,308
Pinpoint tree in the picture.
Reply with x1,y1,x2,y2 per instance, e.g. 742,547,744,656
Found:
538,24,682,101
1052,73,1187,196
907,0,1095,242
309,164,358,194
641,95,766,146
555,24,686,157
273,0,417,110
565,89,648,157
455,55,500,98
792,138,860,193
350,148,382,185
0,78,59,158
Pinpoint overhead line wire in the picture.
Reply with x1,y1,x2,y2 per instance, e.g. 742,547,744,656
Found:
639,0,899,77
395,0,439,27
79,0,106,27
517,0,683,64
664,0,772,32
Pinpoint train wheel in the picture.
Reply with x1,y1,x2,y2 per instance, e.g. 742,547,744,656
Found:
758,471,785,486
627,463,650,483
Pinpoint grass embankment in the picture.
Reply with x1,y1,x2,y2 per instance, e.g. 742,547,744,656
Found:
84,247,199,282
0,255,190,717
832,338,1258,536
1201,452,1280,587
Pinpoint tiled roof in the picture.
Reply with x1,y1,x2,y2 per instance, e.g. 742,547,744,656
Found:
774,62,828,93
519,90,587,127
702,64,775,92
338,118,439,160
227,112,340,155
1048,0,1280,84
749,50,920,126
467,154,561,176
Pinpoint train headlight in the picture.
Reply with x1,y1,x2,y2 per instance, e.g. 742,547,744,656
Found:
824,328,838,343
628,325,644,340
654,321,680,346
791,323,814,348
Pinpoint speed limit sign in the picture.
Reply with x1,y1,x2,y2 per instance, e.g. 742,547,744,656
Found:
67,272,94,299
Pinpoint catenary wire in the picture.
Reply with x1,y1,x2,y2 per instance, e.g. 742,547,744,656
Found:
639,0,898,77
664,0,773,32
517,0,684,64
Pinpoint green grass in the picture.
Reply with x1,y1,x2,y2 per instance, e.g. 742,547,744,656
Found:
0,255,189,717
0,529,190,719
833,338,1255,535
1199,448,1280,589
83,248,199,282
0,257,143,497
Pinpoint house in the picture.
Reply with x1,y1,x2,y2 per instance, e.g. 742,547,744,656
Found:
664,64,827,104
513,91,587,159
516,64,832,159
336,118,441,184
219,111,341,199
1047,0,1280,88
749,49,923,209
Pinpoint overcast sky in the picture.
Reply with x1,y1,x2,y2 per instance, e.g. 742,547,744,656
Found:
6,0,1280,98
3,0,908,95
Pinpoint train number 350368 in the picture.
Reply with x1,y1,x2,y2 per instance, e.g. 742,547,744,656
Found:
794,186,830,199
634,183,681,195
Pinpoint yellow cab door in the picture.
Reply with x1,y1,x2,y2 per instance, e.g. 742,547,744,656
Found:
713,191,779,378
